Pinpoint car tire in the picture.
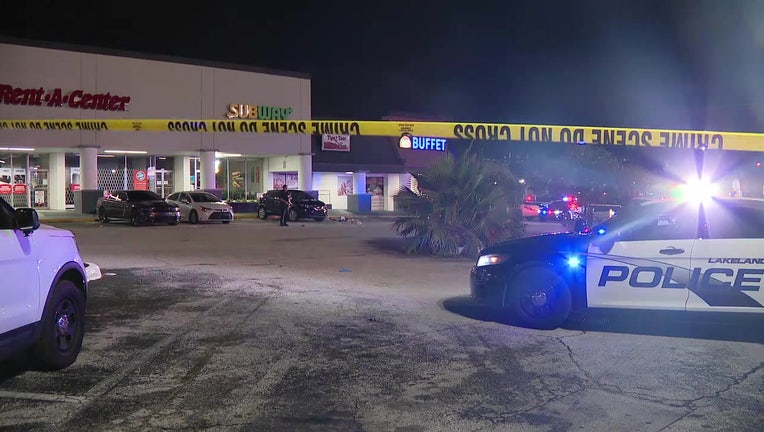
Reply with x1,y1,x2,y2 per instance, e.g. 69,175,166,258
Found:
505,266,572,330
98,207,108,223
31,280,86,371
189,210,199,224
257,207,268,220
288,209,298,222
130,210,143,226
314,217,325,222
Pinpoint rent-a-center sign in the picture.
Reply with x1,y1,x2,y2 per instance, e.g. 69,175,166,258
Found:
0,83,131,111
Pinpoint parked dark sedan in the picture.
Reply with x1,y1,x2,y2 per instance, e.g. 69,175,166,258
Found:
258,189,328,222
96,190,180,226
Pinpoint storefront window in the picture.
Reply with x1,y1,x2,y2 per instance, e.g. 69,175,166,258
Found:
28,154,48,209
227,158,246,200
97,154,128,192
273,172,298,190
246,158,263,200
97,154,152,193
215,157,229,198
65,153,80,208
366,176,385,196
367,175,386,211
149,156,174,197
190,157,201,190
0,152,30,208
187,156,263,199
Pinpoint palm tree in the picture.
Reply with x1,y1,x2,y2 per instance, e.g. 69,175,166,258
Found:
393,147,525,257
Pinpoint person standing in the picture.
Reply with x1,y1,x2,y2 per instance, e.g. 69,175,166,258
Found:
278,184,291,226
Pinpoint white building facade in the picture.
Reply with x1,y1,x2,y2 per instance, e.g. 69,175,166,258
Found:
0,39,312,210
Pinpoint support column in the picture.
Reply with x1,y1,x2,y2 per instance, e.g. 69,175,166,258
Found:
387,174,401,211
349,171,371,213
48,152,66,210
173,155,192,193
76,146,100,214
298,153,312,191
199,150,216,190
353,171,367,195
79,146,98,190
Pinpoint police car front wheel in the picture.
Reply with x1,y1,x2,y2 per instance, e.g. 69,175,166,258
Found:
31,280,86,371
506,266,572,330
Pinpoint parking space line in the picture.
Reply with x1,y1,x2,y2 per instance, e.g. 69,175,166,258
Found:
40,296,237,431
0,390,86,403
41,286,283,431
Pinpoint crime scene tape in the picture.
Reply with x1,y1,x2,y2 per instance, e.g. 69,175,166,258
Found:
2,118,764,152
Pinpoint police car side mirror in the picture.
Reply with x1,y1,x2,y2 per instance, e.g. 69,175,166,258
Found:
15,208,40,236
593,237,615,254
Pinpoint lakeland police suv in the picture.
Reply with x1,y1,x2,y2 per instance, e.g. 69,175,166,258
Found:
0,199,88,370
471,196,764,329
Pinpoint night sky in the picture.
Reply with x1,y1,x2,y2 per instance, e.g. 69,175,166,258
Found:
3,1,763,132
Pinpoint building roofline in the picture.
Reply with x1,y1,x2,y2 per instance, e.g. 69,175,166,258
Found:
0,35,311,80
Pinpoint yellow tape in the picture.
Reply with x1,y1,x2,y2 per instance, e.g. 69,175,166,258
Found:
1,119,763,152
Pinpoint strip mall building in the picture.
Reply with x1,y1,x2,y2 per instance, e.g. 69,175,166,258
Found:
0,39,457,213
0,38,313,211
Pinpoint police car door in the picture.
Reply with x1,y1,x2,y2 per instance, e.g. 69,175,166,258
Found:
687,201,764,312
586,203,699,310
0,202,40,334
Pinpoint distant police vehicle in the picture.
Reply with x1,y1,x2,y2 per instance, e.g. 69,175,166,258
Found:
471,195,764,329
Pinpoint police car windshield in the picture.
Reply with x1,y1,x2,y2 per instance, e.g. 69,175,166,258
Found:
189,192,220,202
127,191,162,201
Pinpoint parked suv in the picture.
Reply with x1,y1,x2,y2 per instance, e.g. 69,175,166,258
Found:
0,199,88,370
258,189,328,222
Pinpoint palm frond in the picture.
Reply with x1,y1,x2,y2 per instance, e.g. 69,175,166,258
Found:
393,145,527,257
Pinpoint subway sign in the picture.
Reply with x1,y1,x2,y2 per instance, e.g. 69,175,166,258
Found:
399,135,447,152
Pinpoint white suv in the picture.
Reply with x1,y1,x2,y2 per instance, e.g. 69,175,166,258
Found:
0,199,88,370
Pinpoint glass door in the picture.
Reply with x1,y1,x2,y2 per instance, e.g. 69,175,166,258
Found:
0,152,30,207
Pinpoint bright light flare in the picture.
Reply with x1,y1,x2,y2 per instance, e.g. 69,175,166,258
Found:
676,177,718,204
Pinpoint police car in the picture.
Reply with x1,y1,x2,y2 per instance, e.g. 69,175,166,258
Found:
471,196,764,329
0,199,88,370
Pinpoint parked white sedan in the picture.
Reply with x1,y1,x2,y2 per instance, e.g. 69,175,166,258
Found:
166,191,234,224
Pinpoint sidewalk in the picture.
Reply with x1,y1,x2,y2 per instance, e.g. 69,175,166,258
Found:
36,208,403,223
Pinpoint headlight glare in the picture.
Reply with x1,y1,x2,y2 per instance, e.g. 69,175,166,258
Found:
476,254,509,267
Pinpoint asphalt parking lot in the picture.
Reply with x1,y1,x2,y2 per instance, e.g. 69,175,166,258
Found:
1,218,763,431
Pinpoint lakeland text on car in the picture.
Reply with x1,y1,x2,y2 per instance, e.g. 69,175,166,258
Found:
0,198,88,370
471,196,764,329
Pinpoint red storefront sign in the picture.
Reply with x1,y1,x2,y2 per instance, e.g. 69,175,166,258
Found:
12,184,26,195
133,170,148,191
0,83,131,111
322,134,351,152
0,184,10,194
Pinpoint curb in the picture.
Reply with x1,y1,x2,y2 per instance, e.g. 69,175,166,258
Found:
41,217,99,223
39,213,402,223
